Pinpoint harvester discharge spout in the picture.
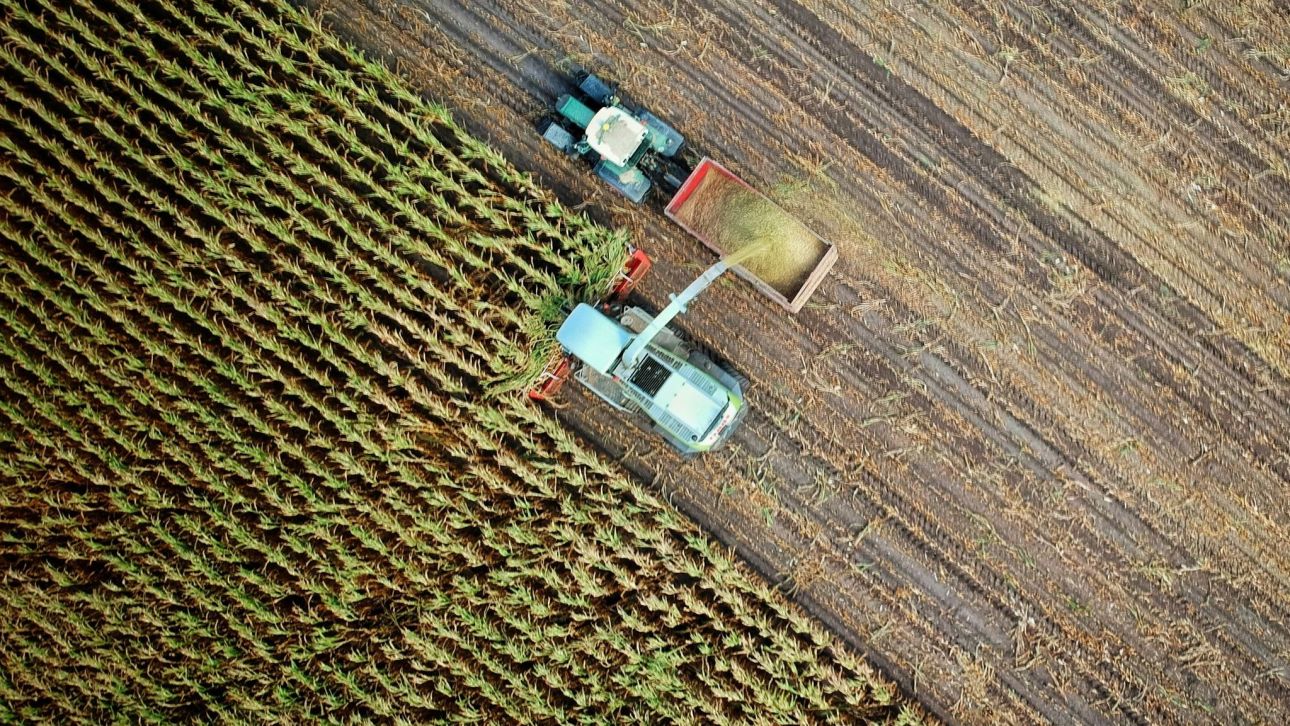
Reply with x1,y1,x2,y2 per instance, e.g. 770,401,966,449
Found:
621,259,729,369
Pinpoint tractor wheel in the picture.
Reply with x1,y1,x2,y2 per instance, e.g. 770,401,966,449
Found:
558,60,590,86
653,154,694,194
679,145,703,172
536,115,580,155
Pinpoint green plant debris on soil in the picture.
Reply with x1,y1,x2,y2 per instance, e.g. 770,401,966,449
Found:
675,169,830,297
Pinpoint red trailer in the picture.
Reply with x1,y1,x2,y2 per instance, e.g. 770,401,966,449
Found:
666,158,837,314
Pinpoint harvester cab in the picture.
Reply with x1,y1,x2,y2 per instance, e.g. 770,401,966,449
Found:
538,70,692,203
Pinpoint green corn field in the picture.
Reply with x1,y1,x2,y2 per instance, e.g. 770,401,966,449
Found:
0,0,922,722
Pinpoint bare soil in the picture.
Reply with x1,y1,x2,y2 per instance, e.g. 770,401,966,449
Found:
302,0,1290,723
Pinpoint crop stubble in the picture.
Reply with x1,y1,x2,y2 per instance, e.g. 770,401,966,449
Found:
308,0,1290,723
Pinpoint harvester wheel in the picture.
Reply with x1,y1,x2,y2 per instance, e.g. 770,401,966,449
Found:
688,342,729,372
729,371,751,395
689,345,750,395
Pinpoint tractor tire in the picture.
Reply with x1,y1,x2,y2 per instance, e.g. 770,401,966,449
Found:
679,145,704,172
652,153,694,195
536,115,579,155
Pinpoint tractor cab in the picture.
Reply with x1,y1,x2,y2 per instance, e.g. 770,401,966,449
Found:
585,107,648,166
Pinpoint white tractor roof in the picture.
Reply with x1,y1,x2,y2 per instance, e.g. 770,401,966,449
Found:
557,303,633,375
586,107,647,167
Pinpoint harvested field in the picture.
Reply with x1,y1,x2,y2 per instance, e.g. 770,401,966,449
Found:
305,0,1290,723
0,0,924,721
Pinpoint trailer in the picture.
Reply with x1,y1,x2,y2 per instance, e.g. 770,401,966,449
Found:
666,158,836,314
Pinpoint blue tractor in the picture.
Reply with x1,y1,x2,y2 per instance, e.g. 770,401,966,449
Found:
537,70,695,203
